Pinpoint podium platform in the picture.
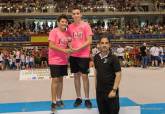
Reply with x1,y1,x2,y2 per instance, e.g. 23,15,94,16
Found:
0,98,140,114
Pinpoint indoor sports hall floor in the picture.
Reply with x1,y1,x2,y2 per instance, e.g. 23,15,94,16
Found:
0,67,165,114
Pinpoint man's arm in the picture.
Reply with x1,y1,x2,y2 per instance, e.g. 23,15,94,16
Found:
72,35,92,52
108,71,121,98
113,71,121,90
93,57,97,89
49,41,72,54
94,67,97,89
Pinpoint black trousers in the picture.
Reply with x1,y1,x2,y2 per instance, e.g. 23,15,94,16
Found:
96,91,120,114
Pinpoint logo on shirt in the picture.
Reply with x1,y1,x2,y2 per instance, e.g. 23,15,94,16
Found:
104,58,108,63
58,38,68,47
73,32,83,40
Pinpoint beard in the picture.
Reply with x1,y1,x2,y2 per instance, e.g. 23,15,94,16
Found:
101,46,109,52
102,46,108,50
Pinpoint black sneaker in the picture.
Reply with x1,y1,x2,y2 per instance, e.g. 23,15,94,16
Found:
73,98,82,107
56,100,64,107
51,103,57,113
85,100,92,108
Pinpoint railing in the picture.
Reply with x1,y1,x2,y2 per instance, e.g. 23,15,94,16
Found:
0,34,165,43
0,11,165,17
0,35,31,42
93,33,165,40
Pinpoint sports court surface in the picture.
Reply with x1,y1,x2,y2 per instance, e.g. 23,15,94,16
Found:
0,67,165,114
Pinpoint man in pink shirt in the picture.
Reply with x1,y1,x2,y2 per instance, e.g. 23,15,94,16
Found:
67,6,93,108
48,14,72,112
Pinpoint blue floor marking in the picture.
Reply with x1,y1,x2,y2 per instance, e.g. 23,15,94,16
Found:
141,103,165,114
1,97,165,114
0,97,137,113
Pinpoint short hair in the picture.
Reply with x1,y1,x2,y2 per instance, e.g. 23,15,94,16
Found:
99,34,110,43
72,5,82,12
57,14,68,22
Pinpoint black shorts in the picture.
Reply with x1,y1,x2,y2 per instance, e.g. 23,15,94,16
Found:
151,56,159,61
41,57,47,61
69,56,90,74
49,65,68,78
16,59,20,63
117,56,124,61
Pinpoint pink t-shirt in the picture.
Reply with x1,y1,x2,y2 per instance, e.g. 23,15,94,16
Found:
48,28,70,65
67,21,93,58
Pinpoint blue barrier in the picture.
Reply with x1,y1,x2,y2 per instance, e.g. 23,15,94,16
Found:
94,34,165,40
125,34,165,39
0,36,31,42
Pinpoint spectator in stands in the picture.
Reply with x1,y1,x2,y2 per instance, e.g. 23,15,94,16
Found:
116,45,125,66
0,51,4,70
15,49,21,70
20,51,25,69
150,44,160,67
124,47,131,67
34,51,41,68
140,43,148,68
9,51,16,70
159,45,164,67
131,45,140,67
29,54,34,69
40,47,48,68
25,53,30,69
3,50,10,70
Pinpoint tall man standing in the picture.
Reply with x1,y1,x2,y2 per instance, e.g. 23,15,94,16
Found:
94,36,122,114
67,6,93,108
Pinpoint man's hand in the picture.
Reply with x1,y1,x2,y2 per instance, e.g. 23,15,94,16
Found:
64,49,73,54
71,48,80,52
108,90,116,98
68,43,79,53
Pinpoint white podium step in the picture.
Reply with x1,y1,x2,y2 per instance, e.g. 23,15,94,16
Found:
7,106,140,114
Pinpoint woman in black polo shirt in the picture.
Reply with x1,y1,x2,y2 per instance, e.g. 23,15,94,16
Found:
94,36,122,114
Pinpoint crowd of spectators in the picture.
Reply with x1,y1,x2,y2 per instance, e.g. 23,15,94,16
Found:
0,21,52,37
0,22,29,37
0,19,165,39
0,43,164,71
0,0,164,13
0,47,48,70
125,24,165,34
0,0,165,71
91,20,165,36
92,43,165,68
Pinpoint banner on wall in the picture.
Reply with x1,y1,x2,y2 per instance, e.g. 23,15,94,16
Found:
19,69,51,80
19,67,95,80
